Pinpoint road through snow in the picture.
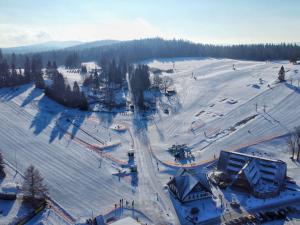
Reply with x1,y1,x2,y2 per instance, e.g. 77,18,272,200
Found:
131,115,179,225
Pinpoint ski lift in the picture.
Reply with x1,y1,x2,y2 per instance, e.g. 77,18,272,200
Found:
128,149,135,157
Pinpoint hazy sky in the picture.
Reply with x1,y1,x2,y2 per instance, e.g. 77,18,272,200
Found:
1,0,300,47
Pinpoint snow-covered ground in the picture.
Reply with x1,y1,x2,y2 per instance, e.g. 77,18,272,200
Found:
146,58,300,166
1,57,300,224
0,165,27,225
25,209,71,225
144,57,300,224
56,62,100,87
0,85,138,221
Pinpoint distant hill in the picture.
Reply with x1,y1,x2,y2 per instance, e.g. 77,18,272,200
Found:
1,40,120,54
1,41,83,54
65,40,120,51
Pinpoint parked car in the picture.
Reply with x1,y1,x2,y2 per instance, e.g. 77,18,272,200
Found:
286,206,295,213
254,213,265,223
274,211,286,220
230,201,240,208
277,209,287,218
265,211,277,220
245,214,256,222
259,212,270,222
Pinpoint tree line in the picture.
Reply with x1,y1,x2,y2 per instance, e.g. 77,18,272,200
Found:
4,38,300,67
0,49,88,110
128,64,151,108
0,50,44,88
45,62,88,110
83,58,128,108
82,60,151,109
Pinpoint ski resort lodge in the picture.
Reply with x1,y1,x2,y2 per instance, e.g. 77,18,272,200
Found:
216,151,287,198
167,168,212,203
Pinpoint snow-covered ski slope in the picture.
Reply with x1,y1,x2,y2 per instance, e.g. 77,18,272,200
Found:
146,58,300,164
0,57,300,223
0,85,137,220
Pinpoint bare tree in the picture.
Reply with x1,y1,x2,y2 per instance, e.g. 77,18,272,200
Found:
22,165,48,205
287,134,297,160
152,75,162,89
160,76,174,94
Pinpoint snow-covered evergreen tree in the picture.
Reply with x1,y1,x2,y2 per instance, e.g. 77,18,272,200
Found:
278,65,285,82
0,152,5,177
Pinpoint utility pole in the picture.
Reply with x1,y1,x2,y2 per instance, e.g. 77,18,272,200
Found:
15,149,18,173
263,104,267,113
254,103,258,112
98,158,102,168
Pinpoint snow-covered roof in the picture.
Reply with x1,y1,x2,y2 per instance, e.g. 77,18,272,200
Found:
217,150,287,197
110,217,140,225
168,168,212,201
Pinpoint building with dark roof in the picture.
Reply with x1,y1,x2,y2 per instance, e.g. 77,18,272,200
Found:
217,150,287,198
167,168,212,203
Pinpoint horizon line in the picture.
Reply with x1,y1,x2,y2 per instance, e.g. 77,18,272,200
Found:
1,37,300,49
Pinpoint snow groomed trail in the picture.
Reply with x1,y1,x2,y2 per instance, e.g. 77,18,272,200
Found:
0,86,137,221
150,82,300,168
146,58,300,168
0,58,299,225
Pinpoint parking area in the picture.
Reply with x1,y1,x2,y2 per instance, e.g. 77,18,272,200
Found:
223,206,297,225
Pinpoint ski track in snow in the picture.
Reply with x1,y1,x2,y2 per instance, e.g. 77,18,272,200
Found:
0,58,300,224
0,87,137,221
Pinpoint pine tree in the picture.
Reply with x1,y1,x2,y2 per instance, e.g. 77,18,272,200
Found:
278,66,285,82
79,92,88,111
46,61,52,70
10,53,16,67
65,53,80,69
52,61,57,70
0,49,3,62
129,65,150,108
24,57,31,82
0,59,9,87
35,71,45,89
64,84,72,106
0,152,5,177
73,81,80,94
81,65,87,74
22,165,48,204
